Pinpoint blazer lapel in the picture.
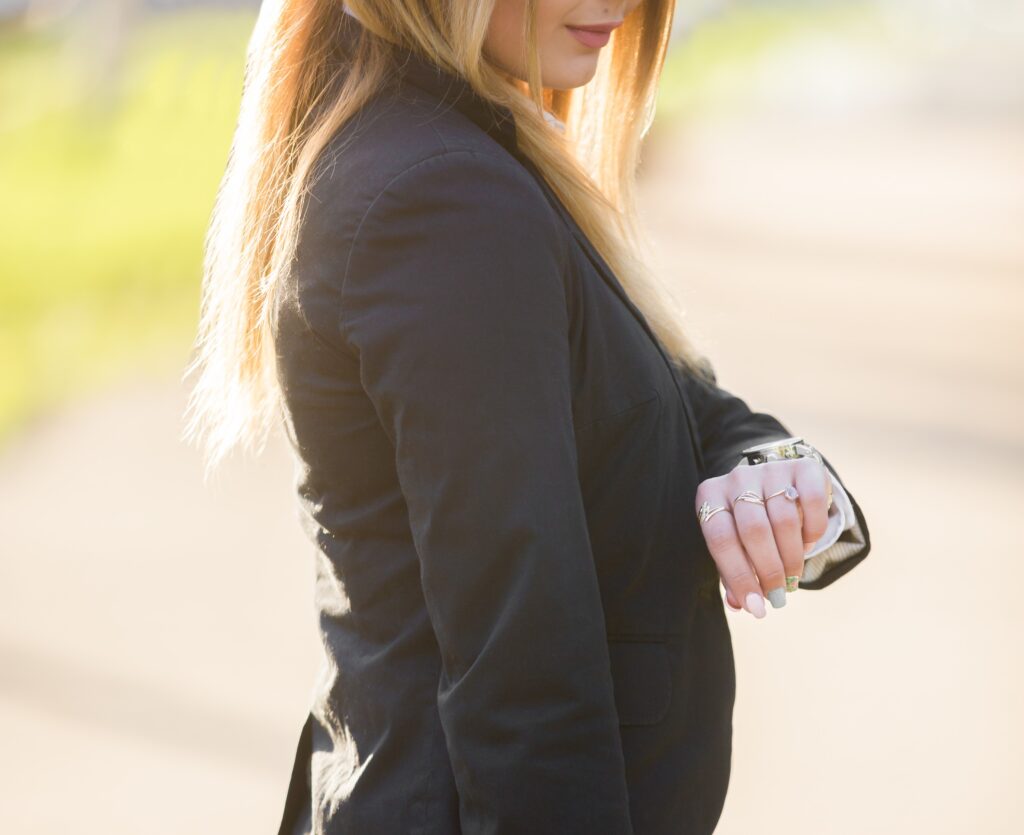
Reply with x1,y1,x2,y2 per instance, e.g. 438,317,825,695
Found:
515,157,650,332
515,154,708,476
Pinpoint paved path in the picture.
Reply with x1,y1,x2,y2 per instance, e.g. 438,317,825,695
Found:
2,41,1022,835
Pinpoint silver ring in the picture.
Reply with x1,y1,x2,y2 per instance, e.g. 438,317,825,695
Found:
697,500,730,524
732,490,765,507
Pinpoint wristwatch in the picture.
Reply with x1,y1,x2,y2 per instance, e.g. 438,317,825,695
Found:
740,436,823,467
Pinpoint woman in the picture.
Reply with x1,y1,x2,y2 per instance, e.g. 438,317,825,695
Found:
184,1,871,833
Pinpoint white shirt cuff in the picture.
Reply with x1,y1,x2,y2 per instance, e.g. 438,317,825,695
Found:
804,466,856,558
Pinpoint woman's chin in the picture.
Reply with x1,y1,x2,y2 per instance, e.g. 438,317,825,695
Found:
540,59,599,91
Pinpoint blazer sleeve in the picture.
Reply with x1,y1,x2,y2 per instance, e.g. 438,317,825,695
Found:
675,358,871,589
337,150,634,834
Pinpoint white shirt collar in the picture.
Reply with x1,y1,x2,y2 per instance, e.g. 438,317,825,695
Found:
542,110,566,133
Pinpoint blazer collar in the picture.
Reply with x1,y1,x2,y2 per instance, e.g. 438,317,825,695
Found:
338,10,519,156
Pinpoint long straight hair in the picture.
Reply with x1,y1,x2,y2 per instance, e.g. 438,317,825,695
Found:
183,0,710,476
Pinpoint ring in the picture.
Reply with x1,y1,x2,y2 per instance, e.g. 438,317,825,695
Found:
766,485,800,502
732,490,765,507
697,500,730,524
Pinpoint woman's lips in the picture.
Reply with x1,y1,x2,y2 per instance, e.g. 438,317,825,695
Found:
566,26,612,48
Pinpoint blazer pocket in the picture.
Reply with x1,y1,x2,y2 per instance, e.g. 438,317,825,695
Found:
606,638,673,727
573,384,661,433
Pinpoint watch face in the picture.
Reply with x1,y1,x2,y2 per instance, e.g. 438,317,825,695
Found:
742,436,803,455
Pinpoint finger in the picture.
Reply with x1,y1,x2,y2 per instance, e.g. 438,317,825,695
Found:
717,572,744,610
794,458,830,551
762,476,806,591
696,490,766,618
722,581,742,612
728,472,787,609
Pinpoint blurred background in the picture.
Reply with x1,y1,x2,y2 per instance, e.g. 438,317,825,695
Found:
1,0,1021,831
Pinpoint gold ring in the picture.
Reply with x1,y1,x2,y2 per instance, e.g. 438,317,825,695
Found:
697,500,730,524
732,490,765,507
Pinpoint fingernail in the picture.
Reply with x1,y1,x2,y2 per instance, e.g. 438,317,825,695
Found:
785,575,800,592
766,587,787,609
744,591,766,619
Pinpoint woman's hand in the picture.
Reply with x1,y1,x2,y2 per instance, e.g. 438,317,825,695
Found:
694,457,832,617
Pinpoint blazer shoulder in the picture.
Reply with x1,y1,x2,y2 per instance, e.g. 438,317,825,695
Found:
306,87,521,216
287,97,564,354
301,83,558,253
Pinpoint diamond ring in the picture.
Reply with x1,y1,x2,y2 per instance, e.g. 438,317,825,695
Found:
765,485,800,502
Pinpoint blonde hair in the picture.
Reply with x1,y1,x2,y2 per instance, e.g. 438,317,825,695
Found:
182,0,709,476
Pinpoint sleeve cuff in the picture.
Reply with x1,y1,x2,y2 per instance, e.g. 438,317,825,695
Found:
800,463,869,585
804,466,855,558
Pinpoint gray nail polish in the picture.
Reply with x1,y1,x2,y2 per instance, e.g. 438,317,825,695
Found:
766,587,787,609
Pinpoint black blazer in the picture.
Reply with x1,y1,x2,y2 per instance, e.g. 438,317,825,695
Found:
272,12,870,835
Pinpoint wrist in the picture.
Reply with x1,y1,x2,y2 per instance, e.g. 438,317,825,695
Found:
740,435,823,467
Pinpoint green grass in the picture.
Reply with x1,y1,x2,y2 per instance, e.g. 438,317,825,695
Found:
0,2,874,449
0,9,254,445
